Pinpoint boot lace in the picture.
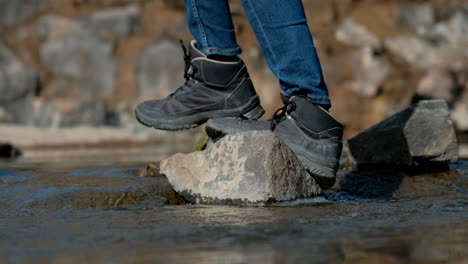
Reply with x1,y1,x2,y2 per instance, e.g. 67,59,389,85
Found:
270,101,296,131
168,40,198,98
180,40,197,81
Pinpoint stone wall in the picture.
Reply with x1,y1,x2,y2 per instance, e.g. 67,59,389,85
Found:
0,0,467,140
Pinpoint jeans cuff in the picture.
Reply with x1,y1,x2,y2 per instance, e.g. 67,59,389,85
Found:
281,91,331,106
202,46,242,56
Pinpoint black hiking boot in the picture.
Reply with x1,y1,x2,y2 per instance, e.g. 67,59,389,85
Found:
205,96,343,189
134,40,264,131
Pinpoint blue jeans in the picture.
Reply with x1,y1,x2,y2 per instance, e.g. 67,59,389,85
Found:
184,0,330,106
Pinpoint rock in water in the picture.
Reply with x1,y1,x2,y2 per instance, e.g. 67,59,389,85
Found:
0,143,22,159
343,100,458,169
160,131,321,204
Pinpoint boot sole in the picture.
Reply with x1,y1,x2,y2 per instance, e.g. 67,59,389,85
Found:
205,124,338,189
135,97,265,131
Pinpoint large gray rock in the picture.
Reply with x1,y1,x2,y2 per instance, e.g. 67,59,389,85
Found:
335,18,380,48
160,131,321,204
80,5,141,38
136,41,185,100
37,15,116,100
0,0,47,28
341,100,458,170
0,43,38,124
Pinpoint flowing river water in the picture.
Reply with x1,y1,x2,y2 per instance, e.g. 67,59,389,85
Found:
0,147,467,264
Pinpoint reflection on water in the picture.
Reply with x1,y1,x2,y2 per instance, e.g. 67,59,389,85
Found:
0,150,467,264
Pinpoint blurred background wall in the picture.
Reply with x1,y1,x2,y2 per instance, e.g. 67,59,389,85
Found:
0,0,467,146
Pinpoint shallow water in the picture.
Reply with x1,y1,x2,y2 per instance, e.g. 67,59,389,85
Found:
0,150,467,264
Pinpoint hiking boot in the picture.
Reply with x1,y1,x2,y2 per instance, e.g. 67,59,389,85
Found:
134,40,264,131
205,96,343,189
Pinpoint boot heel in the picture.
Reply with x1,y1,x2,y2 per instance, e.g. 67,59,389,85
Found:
242,105,265,120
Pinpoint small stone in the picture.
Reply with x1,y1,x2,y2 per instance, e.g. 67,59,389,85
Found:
417,69,456,102
139,163,159,177
335,18,381,48
342,100,458,169
160,131,321,204
0,143,22,159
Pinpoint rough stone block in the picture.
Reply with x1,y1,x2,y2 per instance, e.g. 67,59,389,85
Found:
160,131,322,204
341,100,458,170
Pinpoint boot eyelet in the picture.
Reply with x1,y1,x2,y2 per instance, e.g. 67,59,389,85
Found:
287,102,296,112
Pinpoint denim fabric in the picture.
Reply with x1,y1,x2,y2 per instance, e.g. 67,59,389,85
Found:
184,0,330,105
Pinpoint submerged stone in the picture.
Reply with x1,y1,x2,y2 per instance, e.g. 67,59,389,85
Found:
0,168,173,209
160,131,322,204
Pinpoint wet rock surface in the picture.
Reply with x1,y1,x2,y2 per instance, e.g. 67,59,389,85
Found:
161,131,321,204
341,100,458,170
0,167,174,210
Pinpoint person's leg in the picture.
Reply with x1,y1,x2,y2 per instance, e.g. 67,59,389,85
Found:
206,1,342,189
135,0,264,131
184,0,241,57
240,0,330,108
